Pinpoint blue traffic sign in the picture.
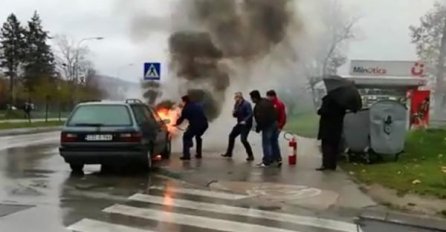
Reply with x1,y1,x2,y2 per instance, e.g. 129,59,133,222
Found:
144,62,161,80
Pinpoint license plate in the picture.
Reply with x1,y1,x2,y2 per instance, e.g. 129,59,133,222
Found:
85,134,113,141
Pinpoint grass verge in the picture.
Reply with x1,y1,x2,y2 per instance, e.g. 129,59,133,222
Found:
0,121,64,130
285,112,319,138
341,129,446,199
0,110,70,120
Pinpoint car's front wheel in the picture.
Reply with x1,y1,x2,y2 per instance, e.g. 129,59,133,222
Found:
69,163,84,173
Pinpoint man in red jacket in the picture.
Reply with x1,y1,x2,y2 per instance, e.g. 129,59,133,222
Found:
266,90,287,166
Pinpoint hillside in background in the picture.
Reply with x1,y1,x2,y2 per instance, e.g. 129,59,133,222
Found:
91,75,141,100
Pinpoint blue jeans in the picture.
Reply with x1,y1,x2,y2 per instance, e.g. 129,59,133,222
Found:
271,124,282,162
261,123,277,165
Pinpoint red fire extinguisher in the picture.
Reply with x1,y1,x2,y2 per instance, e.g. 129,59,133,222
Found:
288,136,298,165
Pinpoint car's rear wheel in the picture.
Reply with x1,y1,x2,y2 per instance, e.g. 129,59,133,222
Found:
140,149,152,171
70,163,84,173
101,164,114,173
161,139,172,159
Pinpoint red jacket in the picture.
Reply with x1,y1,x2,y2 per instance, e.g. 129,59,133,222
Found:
271,97,287,129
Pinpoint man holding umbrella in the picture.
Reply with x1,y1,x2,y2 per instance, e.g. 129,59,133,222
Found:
317,75,361,171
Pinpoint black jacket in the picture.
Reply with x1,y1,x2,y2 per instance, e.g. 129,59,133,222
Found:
176,102,209,130
317,95,345,143
253,98,277,131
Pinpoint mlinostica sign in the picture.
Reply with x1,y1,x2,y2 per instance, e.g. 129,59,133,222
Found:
350,60,427,77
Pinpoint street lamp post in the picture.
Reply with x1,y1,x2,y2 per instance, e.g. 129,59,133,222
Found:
72,37,103,103
74,37,104,82
57,83,62,122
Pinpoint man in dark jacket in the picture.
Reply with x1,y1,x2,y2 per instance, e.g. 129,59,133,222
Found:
250,90,278,167
221,92,254,161
317,94,346,171
175,95,209,160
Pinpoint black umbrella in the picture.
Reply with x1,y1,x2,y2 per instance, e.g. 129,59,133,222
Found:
323,75,362,112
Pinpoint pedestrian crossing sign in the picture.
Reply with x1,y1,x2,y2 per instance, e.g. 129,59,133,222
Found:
144,62,161,80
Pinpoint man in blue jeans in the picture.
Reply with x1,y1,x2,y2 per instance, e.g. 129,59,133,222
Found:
249,90,278,167
267,90,287,166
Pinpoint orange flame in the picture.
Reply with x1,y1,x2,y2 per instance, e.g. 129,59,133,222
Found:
157,107,181,137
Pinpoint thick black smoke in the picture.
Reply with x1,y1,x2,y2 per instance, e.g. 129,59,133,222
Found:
164,0,294,121
189,0,291,58
142,81,161,106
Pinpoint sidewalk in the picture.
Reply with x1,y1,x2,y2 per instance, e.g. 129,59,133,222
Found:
159,134,376,212
159,132,446,229
0,126,62,137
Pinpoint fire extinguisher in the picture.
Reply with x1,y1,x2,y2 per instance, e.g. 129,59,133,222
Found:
285,133,298,165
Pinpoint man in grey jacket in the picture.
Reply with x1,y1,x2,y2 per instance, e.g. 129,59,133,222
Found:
221,92,254,161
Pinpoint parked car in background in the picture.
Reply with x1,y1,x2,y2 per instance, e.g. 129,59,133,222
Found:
59,99,171,173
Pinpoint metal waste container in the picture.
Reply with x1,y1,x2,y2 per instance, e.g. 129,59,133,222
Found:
343,109,371,162
343,109,370,152
369,100,407,160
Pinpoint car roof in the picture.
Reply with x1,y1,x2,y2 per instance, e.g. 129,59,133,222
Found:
77,101,129,106
76,100,152,108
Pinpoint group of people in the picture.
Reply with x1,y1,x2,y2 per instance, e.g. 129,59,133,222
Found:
174,90,287,167
174,89,345,171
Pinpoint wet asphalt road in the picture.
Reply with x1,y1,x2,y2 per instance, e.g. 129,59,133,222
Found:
0,132,441,232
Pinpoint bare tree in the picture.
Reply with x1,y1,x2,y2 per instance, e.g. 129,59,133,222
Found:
410,2,446,115
53,35,92,82
304,0,360,107
318,0,359,77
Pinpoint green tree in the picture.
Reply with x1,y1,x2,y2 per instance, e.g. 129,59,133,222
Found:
0,13,27,106
81,68,106,101
31,76,56,102
55,79,74,114
23,11,55,91
410,2,446,114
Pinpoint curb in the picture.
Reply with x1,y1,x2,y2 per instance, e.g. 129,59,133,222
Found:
359,207,446,231
0,126,62,137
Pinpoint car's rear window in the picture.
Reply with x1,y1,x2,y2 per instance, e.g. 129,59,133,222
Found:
67,105,132,127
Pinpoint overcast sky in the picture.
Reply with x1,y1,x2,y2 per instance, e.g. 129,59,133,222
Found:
0,0,438,82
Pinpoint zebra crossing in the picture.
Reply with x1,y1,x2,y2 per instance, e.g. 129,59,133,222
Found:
67,186,362,232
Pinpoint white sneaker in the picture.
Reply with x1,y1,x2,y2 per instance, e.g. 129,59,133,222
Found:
256,162,270,167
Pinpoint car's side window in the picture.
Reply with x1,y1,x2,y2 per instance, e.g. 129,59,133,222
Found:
131,106,145,125
131,105,156,125
144,106,157,122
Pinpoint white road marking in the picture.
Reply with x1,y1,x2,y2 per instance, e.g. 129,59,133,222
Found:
129,193,358,232
103,204,302,232
67,219,153,232
149,186,248,200
246,184,322,200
